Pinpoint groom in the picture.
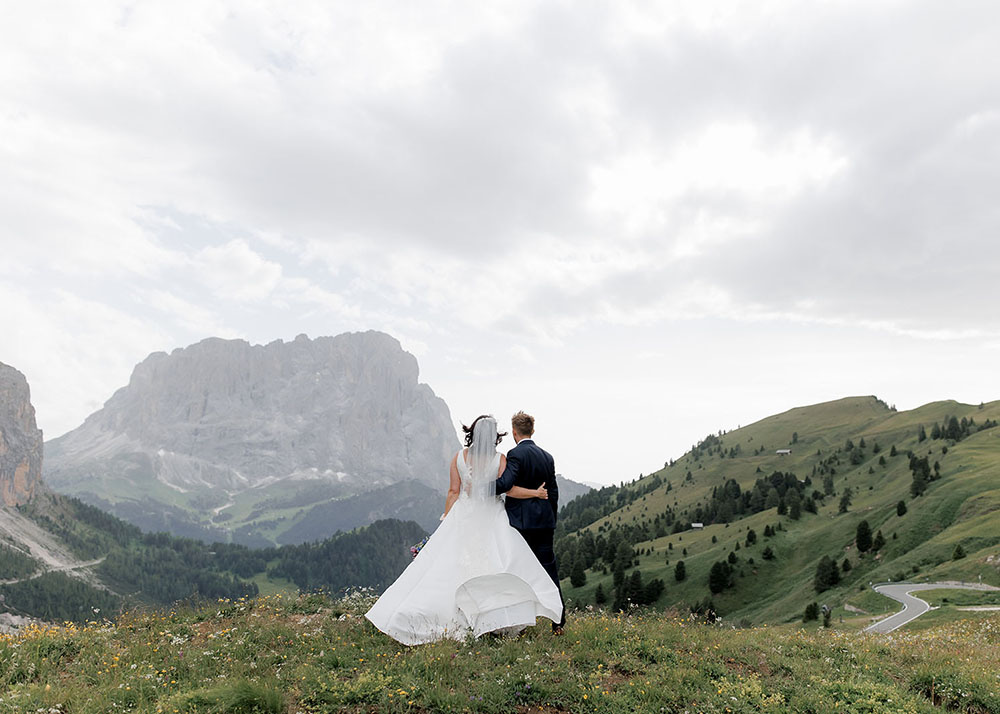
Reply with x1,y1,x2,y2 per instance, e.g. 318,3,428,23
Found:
494,411,566,633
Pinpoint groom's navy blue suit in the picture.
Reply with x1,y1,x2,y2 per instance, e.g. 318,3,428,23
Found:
495,438,565,629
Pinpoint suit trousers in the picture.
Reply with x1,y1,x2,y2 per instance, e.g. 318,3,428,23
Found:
516,527,566,628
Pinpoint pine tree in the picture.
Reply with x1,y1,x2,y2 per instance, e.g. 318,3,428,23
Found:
823,474,835,496
571,560,587,588
613,542,634,572
855,520,873,553
953,543,966,560
872,530,885,552
628,570,644,603
813,556,840,592
708,561,731,594
594,582,607,604
762,546,775,561
612,584,628,612
842,558,852,572
643,578,665,604
674,560,686,582
896,500,907,517
838,487,853,514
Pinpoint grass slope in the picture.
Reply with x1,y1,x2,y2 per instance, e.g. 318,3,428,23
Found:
3,491,427,623
2,591,999,713
560,397,1000,626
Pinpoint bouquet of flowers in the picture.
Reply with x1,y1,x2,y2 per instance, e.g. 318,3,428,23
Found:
409,535,429,559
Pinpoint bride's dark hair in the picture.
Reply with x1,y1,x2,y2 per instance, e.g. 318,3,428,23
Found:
462,414,507,447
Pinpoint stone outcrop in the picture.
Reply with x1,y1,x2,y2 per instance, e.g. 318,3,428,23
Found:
44,332,460,543
0,362,43,507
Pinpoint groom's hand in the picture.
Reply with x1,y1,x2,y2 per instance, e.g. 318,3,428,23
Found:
535,482,548,500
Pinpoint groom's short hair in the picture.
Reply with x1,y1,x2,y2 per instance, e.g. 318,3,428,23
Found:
511,411,534,437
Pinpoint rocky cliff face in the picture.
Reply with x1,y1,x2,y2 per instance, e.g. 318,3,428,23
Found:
44,332,459,543
0,362,44,507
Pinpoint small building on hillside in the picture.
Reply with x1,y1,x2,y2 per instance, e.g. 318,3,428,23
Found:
776,449,792,456
691,522,704,530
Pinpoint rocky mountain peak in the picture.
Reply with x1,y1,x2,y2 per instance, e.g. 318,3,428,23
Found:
0,362,44,506
43,331,460,543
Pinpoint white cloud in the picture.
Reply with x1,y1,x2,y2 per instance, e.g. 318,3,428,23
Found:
192,240,283,302
2,0,999,484
507,345,537,364
0,282,172,437
139,289,239,338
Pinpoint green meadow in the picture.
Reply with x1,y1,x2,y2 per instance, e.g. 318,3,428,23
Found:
3,591,1000,714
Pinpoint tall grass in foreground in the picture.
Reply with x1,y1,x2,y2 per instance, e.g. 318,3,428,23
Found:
2,591,999,713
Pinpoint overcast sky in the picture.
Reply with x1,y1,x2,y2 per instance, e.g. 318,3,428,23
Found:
2,1,999,486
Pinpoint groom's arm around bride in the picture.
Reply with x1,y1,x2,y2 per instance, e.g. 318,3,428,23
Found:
495,440,558,530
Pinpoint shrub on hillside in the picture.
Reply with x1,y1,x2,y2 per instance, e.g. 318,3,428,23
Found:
803,602,819,622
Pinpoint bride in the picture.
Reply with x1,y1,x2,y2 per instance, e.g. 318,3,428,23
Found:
365,415,564,645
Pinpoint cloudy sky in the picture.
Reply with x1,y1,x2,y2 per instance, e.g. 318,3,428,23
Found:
2,1,998,486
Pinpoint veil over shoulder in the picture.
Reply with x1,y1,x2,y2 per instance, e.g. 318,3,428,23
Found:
365,417,562,645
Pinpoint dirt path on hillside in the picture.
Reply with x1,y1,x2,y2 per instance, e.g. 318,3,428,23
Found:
0,507,107,588
0,557,106,586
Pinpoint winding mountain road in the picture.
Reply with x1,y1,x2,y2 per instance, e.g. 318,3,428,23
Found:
0,557,106,586
0,507,108,589
864,581,1000,633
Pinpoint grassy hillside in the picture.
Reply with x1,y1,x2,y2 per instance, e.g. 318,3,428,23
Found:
555,397,1000,626
2,492,426,624
2,590,998,713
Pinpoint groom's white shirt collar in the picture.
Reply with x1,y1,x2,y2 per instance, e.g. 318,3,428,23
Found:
516,437,534,444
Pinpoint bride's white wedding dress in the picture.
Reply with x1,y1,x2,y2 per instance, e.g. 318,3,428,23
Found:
365,449,563,645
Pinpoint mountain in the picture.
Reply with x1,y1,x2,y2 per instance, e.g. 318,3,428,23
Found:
0,358,426,627
556,474,592,505
0,362,44,507
553,396,1000,624
44,332,459,544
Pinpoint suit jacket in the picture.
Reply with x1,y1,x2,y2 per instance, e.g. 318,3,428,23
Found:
495,439,558,530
